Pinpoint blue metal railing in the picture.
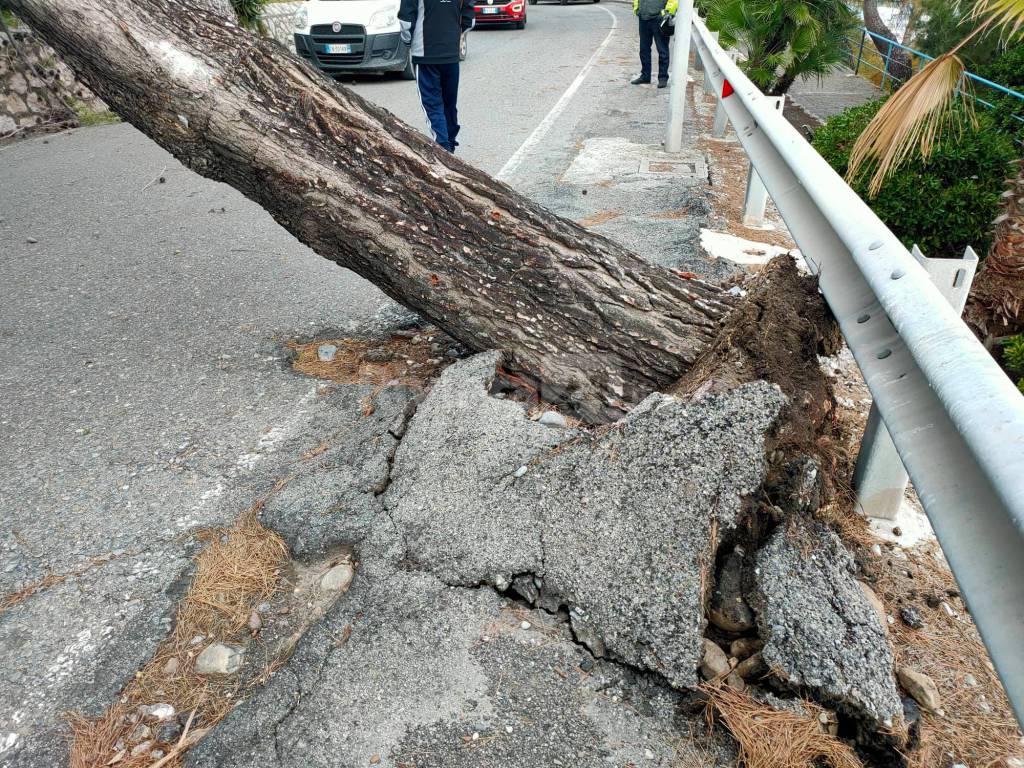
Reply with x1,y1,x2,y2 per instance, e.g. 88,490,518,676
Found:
846,27,1024,129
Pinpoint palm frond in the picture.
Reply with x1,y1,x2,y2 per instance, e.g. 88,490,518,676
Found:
970,0,1024,37
847,53,975,196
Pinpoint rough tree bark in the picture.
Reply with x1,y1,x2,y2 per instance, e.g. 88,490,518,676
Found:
966,160,1024,345
861,0,914,85
7,0,735,422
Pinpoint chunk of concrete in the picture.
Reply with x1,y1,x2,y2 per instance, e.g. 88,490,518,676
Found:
752,523,902,726
386,352,786,688
194,643,245,676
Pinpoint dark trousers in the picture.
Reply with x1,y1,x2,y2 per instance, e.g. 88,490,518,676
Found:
415,62,461,152
638,16,670,82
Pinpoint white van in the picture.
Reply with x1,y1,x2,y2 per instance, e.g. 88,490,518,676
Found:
293,0,415,79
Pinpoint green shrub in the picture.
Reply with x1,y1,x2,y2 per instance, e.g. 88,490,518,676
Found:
974,45,1024,142
812,99,1017,258
1001,334,1024,375
231,0,267,29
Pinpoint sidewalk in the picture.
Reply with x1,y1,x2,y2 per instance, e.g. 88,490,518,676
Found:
787,66,883,122
507,19,745,282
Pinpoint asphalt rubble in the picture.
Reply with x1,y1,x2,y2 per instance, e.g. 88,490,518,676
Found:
183,348,905,768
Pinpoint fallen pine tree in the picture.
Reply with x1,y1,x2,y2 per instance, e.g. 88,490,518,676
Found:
10,1,964,766
6,0,744,423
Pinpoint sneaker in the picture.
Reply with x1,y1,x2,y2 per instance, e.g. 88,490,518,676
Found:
630,74,651,85
657,78,669,88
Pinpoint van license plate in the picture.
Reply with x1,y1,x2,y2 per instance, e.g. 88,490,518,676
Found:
324,43,354,53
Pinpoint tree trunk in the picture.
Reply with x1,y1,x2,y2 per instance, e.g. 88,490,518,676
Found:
861,0,914,84
7,0,734,423
966,159,1024,346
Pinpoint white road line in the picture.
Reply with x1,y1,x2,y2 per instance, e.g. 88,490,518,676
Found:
495,4,619,182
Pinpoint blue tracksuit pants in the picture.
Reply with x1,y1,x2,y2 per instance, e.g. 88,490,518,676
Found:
415,62,460,152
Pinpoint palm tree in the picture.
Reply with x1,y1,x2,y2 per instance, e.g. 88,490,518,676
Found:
704,0,858,96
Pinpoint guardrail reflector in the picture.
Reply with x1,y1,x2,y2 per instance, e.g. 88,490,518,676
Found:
722,79,734,98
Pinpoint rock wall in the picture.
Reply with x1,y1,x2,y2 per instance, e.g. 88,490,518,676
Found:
0,24,106,140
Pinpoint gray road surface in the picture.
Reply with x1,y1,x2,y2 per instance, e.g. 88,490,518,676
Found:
0,4,718,764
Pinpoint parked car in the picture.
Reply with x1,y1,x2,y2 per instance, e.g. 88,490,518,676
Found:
472,0,527,29
293,0,415,79
528,0,598,5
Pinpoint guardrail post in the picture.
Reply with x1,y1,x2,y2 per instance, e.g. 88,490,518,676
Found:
711,50,740,137
853,245,980,520
741,95,784,225
702,30,719,91
664,0,695,153
853,29,866,75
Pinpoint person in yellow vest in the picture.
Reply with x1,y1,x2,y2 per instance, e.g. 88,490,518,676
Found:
630,0,678,88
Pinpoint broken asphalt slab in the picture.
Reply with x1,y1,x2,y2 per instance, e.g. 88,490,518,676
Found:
753,522,903,726
387,351,786,688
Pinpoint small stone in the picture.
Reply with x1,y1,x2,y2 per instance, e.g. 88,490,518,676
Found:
129,724,151,741
369,756,381,765
900,606,925,629
153,720,183,744
644,748,655,759
892,526,903,536
505,726,513,734
194,643,245,675
735,652,767,680
537,411,567,428
130,741,153,757
902,695,921,724
513,465,528,478
709,552,755,633
471,732,480,741
898,667,941,712
871,543,883,557
964,674,977,687
857,581,887,628
725,671,746,692
729,637,763,659
817,709,839,737
248,610,262,632
138,703,175,721
189,635,205,646
579,656,595,672
520,621,531,630
151,750,165,759
699,638,730,681
941,601,956,618
26,237,38,244
317,344,338,362
161,657,179,676
257,602,272,613
321,563,355,592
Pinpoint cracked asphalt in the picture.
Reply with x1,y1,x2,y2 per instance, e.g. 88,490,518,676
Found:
0,3,729,764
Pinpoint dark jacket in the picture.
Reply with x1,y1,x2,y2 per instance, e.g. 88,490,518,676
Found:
399,0,474,65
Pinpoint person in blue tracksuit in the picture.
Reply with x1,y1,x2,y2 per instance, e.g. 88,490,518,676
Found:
399,0,474,153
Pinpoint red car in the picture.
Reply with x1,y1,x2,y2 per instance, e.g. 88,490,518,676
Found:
473,0,527,28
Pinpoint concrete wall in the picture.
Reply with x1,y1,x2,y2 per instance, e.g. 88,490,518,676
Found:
1,24,107,140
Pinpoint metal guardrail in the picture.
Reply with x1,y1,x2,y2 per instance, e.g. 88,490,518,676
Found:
674,12,1024,726
846,26,1024,132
